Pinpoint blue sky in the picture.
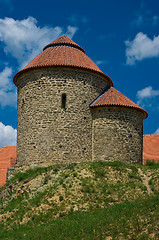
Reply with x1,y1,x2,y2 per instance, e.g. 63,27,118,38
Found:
0,0,159,147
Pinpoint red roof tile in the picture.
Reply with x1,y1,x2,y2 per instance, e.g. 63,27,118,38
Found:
43,35,85,53
90,87,148,119
0,146,17,187
13,36,113,87
143,135,159,164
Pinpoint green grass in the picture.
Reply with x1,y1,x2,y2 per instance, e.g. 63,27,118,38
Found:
11,165,61,182
144,161,159,168
0,194,159,240
0,161,159,239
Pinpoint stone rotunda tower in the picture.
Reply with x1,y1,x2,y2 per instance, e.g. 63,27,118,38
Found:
90,87,148,164
13,36,113,169
13,36,147,169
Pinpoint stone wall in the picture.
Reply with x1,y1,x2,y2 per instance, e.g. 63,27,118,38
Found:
91,106,144,164
17,68,109,169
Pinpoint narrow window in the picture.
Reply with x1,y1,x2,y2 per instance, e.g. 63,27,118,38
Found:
21,98,25,108
61,93,66,109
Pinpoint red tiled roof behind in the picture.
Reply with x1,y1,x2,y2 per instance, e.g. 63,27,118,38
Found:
0,146,17,187
13,36,113,87
90,87,148,119
143,135,159,165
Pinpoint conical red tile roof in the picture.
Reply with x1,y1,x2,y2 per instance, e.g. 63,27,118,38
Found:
90,87,148,119
43,35,85,52
13,36,113,86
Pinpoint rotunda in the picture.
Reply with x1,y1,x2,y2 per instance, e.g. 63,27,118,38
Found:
13,36,147,169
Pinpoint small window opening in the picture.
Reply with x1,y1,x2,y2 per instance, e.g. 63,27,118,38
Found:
21,99,25,108
61,93,66,109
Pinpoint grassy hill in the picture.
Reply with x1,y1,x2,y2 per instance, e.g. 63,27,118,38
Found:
0,161,159,239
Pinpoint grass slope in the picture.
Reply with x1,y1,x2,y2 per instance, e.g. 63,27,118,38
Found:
0,161,159,239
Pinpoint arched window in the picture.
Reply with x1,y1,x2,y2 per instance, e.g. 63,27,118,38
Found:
61,93,66,109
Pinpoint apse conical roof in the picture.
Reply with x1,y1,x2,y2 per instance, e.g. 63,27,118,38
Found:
13,36,113,86
90,87,148,119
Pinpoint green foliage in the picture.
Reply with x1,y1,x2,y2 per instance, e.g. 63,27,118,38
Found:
145,160,156,166
73,172,77,177
43,175,51,185
149,178,153,185
59,179,64,185
59,195,63,202
12,165,60,182
139,185,147,191
90,161,128,178
1,160,159,239
145,161,159,168
65,163,77,170
0,194,159,239
64,173,69,179
128,172,141,181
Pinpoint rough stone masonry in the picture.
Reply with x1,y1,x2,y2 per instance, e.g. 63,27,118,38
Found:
13,36,148,170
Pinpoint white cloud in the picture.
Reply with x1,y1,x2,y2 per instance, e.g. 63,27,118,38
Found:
154,128,159,134
0,17,77,108
0,90,16,108
0,17,78,68
0,122,17,148
137,86,159,99
0,66,16,107
95,60,108,66
65,25,78,39
125,32,159,65
0,66,12,89
0,17,77,107
136,86,159,109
